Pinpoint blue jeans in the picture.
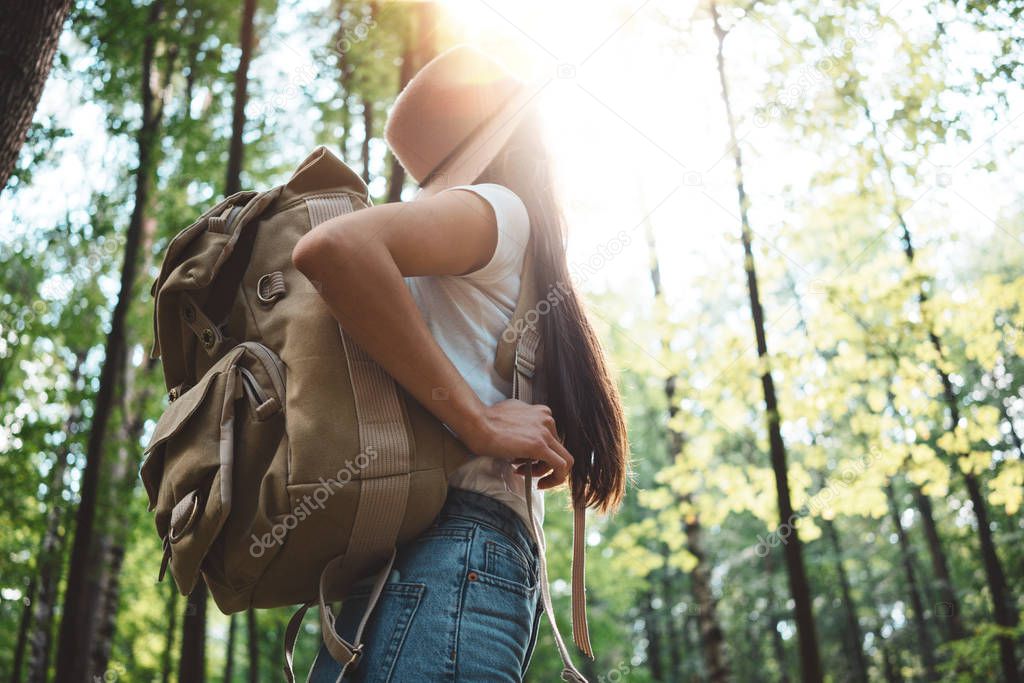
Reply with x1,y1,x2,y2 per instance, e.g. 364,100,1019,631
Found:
308,487,544,682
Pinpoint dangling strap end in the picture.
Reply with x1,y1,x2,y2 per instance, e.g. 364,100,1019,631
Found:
158,536,171,583
283,601,314,683
570,499,593,659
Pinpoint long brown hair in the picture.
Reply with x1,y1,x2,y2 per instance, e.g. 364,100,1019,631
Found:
475,108,630,514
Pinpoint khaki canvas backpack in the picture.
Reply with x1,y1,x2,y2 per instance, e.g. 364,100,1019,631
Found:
141,146,592,682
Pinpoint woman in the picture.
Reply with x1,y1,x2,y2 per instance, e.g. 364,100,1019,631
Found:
292,46,629,682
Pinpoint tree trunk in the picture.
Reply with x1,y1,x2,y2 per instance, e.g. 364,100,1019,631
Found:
959,470,1019,680
909,485,966,641
644,189,730,682
881,647,902,683
885,482,937,680
864,104,1019,681
385,2,438,202
644,588,665,681
87,534,126,681
744,624,770,683
385,44,414,203
684,502,729,682
224,616,237,683
763,552,791,683
660,561,683,681
769,615,790,683
1000,401,1024,459
0,0,75,189
161,584,178,683
338,66,352,161
89,346,160,679
54,6,167,676
11,576,36,683
247,608,259,683
709,4,821,680
225,0,257,196
179,584,208,683
25,355,84,683
822,520,869,683
360,96,373,184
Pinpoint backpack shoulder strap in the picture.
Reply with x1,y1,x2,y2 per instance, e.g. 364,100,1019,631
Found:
495,241,538,384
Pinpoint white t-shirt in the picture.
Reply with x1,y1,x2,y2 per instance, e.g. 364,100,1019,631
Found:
404,182,544,531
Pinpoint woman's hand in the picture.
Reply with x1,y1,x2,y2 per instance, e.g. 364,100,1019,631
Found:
463,400,575,490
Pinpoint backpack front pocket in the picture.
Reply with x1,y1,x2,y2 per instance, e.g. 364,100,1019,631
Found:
140,342,287,597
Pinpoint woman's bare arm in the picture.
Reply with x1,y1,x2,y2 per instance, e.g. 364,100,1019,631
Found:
291,190,573,488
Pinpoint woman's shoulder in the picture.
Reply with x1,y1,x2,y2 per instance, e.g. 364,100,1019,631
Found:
446,183,530,285
450,183,528,230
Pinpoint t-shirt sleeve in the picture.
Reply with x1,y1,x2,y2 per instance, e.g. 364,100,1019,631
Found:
446,183,530,284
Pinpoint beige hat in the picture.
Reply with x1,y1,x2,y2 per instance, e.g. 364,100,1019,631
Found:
384,45,542,196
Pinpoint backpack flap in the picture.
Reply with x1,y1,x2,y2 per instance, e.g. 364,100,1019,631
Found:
149,193,256,362
151,189,281,393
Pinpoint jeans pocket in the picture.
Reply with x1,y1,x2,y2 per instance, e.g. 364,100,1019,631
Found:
309,582,425,683
484,539,537,592
458,555,537,681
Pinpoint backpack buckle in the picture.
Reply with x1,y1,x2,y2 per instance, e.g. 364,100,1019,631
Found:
514,353,535,378
168,382,190,402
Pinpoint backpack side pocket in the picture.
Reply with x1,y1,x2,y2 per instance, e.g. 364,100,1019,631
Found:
140,346,249,596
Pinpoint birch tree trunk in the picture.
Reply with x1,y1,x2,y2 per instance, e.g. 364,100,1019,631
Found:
710,4,821,679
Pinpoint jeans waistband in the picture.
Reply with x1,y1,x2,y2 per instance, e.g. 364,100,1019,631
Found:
442,487,538,559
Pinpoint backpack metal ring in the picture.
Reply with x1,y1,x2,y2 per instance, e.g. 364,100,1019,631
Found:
257,271,286,304
168,491,201,543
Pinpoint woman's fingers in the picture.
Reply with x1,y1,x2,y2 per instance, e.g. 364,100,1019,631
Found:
548,435,574,470
514,460,553,477
514,458,564,491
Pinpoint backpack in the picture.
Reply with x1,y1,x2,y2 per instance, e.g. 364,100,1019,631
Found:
140,146,592,681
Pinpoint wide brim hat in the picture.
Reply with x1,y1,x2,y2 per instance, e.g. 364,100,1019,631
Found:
384,45,544,197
